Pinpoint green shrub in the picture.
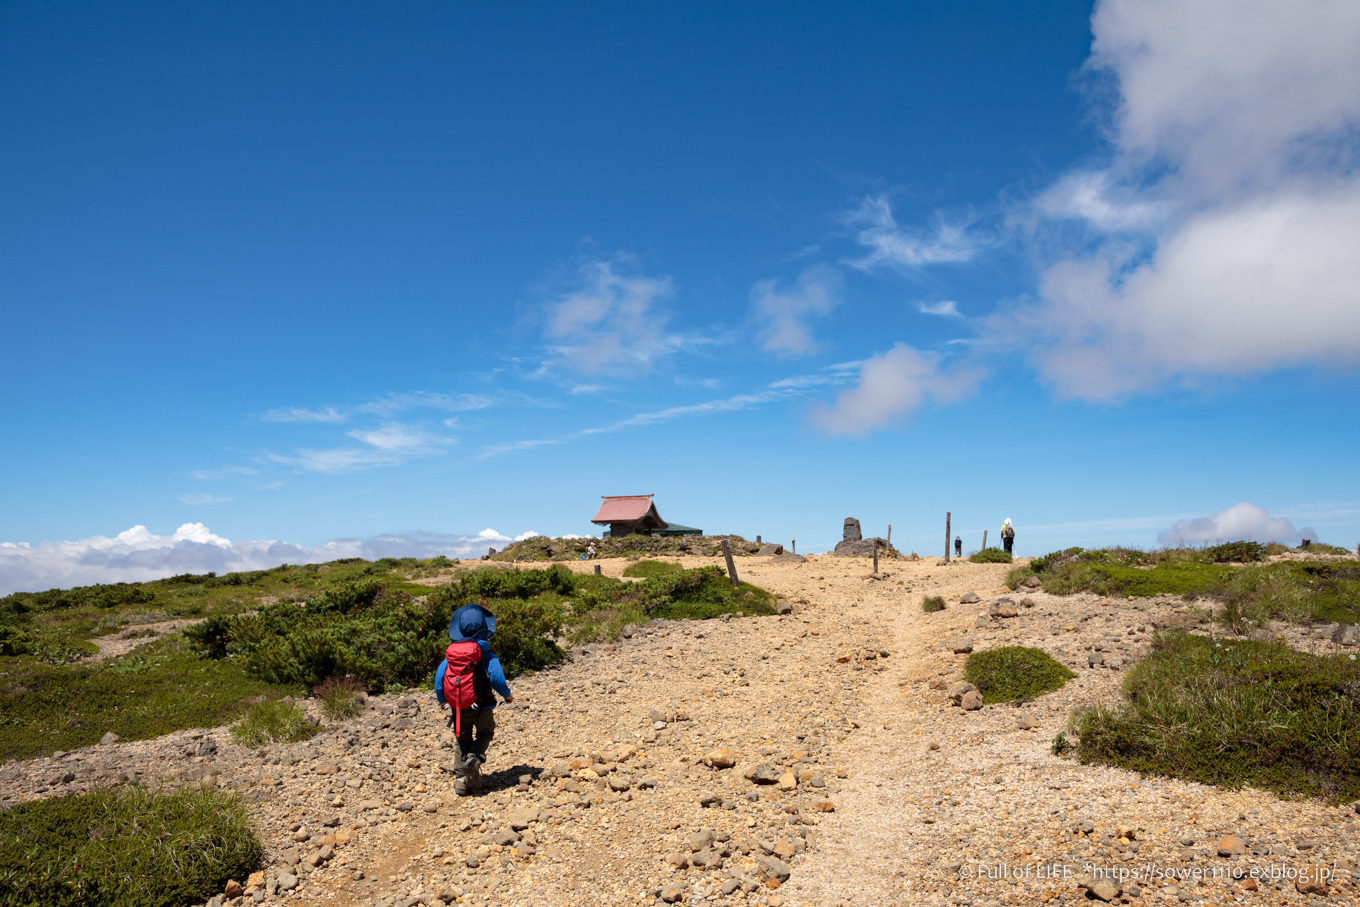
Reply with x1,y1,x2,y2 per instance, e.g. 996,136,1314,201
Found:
479,596,565,676
962,646,1075,703
622,559,684,579
1202,541,1268,563
1003,565,1037,590
0,784,261,907
969,547,1012,564
314,676,367,720
0,624,34,657
1073,632,1360,803
921,596,945,613
1305,542,1351,556
230,699,318,748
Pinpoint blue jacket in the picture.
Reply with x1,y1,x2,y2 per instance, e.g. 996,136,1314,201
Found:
433,642,511,707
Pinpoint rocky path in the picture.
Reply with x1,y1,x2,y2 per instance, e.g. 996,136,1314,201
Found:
2,555,1358,907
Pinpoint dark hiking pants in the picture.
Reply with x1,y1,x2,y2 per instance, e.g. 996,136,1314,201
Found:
1003,536,1014,554
454,707,496,779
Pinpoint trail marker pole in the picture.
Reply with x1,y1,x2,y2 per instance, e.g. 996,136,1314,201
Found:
792,539,796,554
945,512,951,563
721,538,739,588
982,529,988,551
594,564,601,575
887,524,892,549
873,546,879,574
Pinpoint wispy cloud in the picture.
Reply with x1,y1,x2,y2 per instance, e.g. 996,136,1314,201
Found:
844,196,983,272
480,369,852,457
918,300,962,317
179,493,232,505
190,466,259,481
750,265,843,357
269,422,454,474
541,255,691,375
261,392,493,424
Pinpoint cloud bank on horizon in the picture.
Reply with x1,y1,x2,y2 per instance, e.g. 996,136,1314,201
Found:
1157,503,1317,548
0,525,542,597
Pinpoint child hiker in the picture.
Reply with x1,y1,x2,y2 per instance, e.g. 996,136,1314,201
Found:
434,602,513,796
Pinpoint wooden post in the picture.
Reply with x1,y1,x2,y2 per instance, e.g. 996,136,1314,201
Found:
945,512,951,562
873,546,879,574
594,564,601,575
887,524,892,550
720,538,739,588
756,535,761,544
982,529,988,551
791,539,796,554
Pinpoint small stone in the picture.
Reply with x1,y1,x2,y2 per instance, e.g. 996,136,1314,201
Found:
748,764,781,785
660,882,685,903
224,880,243,898
960,592,981,603
705,747,736,769
492,829,520,847
277,873,298,892
246,871,265,893
1217,835,1248,856
948,639,974,654
1295,866,1329,895
507,807,539,830
1017,718,1036,730
665,852,689,869
99,732,119,745
756,855,792,883
1082,875,1120,902
777,772,797,791
687,828,716,851
959,690,983,710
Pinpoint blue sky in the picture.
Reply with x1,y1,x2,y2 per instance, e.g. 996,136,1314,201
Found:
3,1,1359,593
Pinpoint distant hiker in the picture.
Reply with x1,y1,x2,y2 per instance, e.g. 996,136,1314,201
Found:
1001,519,1016,554
587,542,596,559
435,602,514,796
954,536,962,557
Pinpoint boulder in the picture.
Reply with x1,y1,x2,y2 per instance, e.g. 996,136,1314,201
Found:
757,544,784,556
842,517,862,542
959,592,981,604
947,639,974,654
747,764,781,785
833,537,889,558
947,682,979,704
959,690,984,710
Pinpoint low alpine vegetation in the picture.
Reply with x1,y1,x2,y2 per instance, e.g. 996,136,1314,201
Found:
968,547,1013,564
962,646,1075,703
921,595,945,613
0,784,261,907
1073,631,1360,803
314,675,367,720
1006,545,1360,627
230,698,318,748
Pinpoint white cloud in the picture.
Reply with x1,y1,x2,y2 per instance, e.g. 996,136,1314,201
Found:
269,422,453,474
190,466,258,481
0,524,539,596
1014,0,1360,398
179,493,232,505
543,257,684,375
844,196,982,272
918,300,962,317
261,406,348,424
1157,502,1316,546
750,265,843,357
809,344,984,437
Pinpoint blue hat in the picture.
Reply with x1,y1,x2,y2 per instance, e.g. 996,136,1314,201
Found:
448,603,496,642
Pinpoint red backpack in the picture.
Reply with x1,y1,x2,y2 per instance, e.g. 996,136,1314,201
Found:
443,641,493,735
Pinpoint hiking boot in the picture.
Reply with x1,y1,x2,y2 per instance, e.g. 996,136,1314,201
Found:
466,755,483,791
453,777,470,797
